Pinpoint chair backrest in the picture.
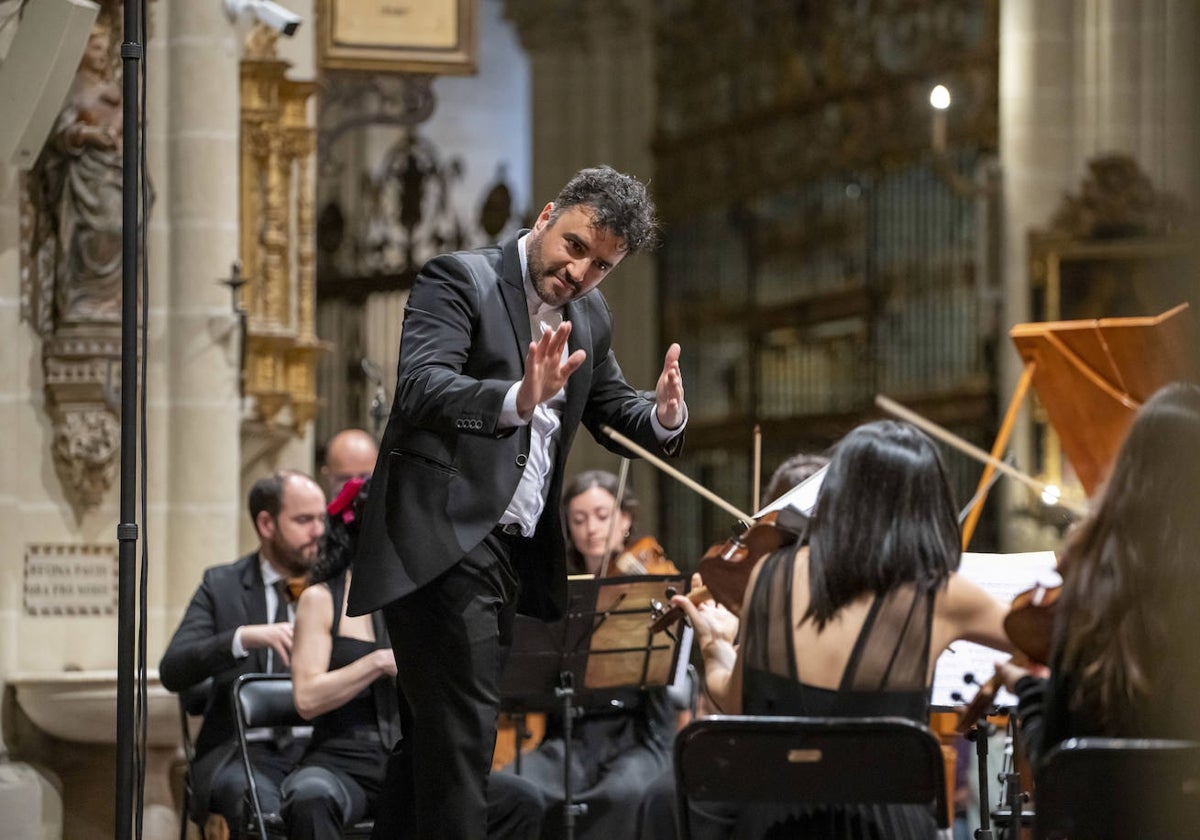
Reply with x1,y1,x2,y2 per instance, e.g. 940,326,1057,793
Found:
674,715,947,839
175,677,212,840
232,674,303,839
1034,737,1200,840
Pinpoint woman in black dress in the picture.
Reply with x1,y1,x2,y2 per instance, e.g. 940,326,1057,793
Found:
676,420,1010,839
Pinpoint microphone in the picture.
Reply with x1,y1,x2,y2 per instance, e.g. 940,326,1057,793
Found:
361,358,388,435
361,357,383,385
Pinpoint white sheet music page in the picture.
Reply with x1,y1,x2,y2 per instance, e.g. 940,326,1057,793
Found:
755,465,827,518
930,551,1060,710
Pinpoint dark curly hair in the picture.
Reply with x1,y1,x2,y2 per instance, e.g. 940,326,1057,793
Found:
549,165,659,254
308,478,370,586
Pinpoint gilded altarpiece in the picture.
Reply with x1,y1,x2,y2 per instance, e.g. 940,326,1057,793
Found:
239,28,326,438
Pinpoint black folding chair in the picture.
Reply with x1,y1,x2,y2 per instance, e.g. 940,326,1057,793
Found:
1034,737,1200,839
674,715,948,839
232,673,374,839
175,677,212,840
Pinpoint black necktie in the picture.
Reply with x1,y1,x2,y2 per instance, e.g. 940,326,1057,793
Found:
269,579,293,682
269,578,295,751
271,578,290,627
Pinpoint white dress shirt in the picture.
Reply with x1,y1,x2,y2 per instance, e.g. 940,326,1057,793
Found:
231,557,292,667
496,233,685,536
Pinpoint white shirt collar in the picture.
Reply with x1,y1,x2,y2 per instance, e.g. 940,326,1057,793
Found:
518,232,561,319
259,555,283,586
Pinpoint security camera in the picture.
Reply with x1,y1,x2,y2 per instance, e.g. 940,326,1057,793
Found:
224,0,302,37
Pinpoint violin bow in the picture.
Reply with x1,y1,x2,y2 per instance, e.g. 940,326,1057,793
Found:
599,426,754,524
874,395,1088,520
751,424,762,514
597,457,631,578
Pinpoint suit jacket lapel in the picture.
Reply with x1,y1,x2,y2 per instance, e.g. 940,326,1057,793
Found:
499,233,532,364
241,553,270,672
562,297,592,437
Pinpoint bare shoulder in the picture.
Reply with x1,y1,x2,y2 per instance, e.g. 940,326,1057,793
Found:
296,582,334,624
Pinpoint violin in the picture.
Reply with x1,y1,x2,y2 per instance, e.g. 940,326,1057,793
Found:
606,535,680,577
955,582,1061,733
648,509,805,634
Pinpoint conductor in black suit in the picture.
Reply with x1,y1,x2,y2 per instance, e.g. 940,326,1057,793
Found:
347,165,687,838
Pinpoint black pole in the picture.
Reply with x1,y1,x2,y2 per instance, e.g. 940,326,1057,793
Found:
968,722,995,840
116,0,144,837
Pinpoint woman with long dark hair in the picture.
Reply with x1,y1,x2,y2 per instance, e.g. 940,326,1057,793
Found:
676,420,1010,838
999,382,1200,764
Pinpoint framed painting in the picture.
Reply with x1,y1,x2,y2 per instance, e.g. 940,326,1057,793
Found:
317,0,476,75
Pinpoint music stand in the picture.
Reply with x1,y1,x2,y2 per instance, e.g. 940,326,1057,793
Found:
500,573,689,840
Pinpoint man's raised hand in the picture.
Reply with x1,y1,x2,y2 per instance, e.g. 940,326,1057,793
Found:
516,321,586,420
655,342,685,430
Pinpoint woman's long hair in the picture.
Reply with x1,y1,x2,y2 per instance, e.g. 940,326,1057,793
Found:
560,470,638,575
309,477,370,586
1054,382,1200,734
805,420,961,630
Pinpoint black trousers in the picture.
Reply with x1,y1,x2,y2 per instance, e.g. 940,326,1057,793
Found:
374,531,524,839
195,740,304,837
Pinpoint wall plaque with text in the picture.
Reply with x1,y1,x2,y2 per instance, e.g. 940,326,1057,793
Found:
24,544,118,616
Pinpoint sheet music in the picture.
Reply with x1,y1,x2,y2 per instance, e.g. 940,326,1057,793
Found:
930,551,1060,710
754,465,827,518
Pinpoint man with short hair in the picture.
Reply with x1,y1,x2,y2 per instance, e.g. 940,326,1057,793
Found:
349,165,688,837
161,470,326,836
320,428,379,497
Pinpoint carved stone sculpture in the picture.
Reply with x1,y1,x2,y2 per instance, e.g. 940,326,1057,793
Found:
21,9,126,516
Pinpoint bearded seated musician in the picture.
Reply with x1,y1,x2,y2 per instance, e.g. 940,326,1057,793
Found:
996,383,1200,775
667,421,1010,839
160,471,326,838
501,470,687,840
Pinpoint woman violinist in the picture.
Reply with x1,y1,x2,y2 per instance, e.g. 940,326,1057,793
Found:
675,420,1011,839
503,470,685,840
564,468,677,577
996,382,1200,770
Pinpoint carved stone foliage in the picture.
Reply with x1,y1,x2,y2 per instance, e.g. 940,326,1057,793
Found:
51,407,121,512
19,2,126,515
650,0,999,220
318,73,437,170
1049,154,1191,239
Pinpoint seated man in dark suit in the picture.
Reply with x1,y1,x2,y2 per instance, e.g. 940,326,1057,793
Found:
160,469,326,837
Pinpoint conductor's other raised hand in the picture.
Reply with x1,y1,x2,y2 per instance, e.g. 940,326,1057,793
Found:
516,321,586,420
655,342,685,430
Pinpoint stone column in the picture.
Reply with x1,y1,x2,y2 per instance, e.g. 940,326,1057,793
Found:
998,0,1200,549
155,1,243,637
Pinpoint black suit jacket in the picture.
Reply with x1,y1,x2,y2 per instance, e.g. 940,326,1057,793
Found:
160,553,276,776
348,233,680,621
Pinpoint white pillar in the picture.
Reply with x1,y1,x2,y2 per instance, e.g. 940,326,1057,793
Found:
155,1,244,641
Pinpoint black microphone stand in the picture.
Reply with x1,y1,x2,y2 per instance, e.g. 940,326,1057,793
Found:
116,1,144,838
